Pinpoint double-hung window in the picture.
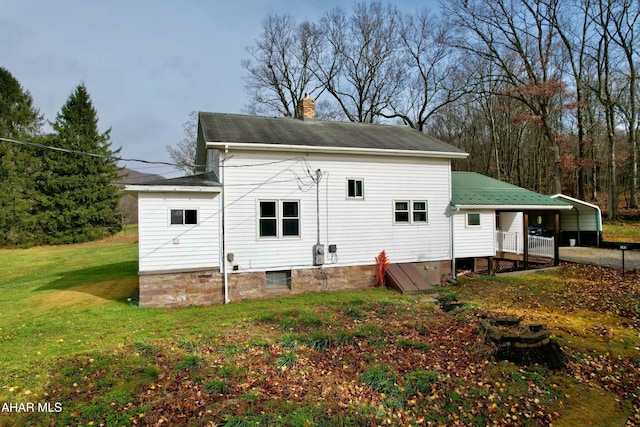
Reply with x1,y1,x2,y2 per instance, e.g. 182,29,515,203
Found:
170,209,198,225
394,200,428,224
259,200,300,238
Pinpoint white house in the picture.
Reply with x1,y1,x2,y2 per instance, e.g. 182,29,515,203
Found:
126,98,468,307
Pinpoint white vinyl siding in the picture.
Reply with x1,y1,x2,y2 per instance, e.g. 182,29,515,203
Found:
137,192,220,273
453,209,495,258
221,151,452,271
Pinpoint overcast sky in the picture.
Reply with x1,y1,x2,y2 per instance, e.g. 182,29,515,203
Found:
2,0,439,177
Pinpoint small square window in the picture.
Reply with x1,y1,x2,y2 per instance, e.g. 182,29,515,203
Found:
347,179,364,198
170,209,198,225
467,213,481,226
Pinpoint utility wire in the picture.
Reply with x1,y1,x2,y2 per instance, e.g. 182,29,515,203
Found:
1,136,312,171
0,136,179,167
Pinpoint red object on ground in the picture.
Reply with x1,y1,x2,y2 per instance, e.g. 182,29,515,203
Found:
375,250,389,286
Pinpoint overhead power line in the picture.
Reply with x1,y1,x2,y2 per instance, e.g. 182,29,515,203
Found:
0,136,180,168
0,136,313,171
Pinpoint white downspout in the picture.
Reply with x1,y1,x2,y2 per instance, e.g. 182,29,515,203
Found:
222,144,230,304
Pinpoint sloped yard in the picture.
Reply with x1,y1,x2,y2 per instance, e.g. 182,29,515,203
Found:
0,233,638,426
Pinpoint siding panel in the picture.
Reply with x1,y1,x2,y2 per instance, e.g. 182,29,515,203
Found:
138,192,220,272
221,151,452,271
453,210,495,258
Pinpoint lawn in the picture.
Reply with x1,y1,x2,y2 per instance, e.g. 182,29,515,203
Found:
603,220,640,243
0,229,638,426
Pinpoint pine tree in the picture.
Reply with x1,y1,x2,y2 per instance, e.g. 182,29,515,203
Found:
0,67,43,246
38,83,122,244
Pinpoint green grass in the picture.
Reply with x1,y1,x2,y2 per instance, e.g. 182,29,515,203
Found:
603,220,640,242
0,227,638,426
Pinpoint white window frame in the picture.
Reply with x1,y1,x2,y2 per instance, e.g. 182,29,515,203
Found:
258,200,278,238
257,200,301,239
393,200,428,225
169,208,198,226
346,178,364,199
466,213,481,228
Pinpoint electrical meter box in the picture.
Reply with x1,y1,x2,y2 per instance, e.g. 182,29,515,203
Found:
313,244,325,265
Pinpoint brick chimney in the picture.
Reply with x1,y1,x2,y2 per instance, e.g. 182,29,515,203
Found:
298,94,315,120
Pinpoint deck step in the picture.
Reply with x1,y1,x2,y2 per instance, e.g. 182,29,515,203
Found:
386,263,433,294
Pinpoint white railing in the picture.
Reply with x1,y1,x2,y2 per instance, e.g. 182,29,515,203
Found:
496,231,523,254
495,231,554,258
528,235,554,258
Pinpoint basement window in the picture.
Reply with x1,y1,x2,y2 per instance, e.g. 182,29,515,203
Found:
266,270,291,288
170,209,198,225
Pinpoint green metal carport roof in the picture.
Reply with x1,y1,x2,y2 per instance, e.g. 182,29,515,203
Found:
452,172,572,210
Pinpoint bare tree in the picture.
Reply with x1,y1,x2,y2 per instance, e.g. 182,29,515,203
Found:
384,9,466,132
445,0,567,194
242,14,322,118
607,0,640,208
587,0,622,219
166,111,197,175
312,2,404,123
552,0,596,201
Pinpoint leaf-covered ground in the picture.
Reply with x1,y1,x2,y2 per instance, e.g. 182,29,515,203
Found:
2,262,639,426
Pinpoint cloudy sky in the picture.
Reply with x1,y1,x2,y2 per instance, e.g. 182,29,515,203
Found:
2,0,439,177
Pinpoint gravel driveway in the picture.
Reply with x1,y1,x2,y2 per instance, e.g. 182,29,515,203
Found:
559,246,640,271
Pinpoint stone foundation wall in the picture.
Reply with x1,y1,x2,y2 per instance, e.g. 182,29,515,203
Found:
139,269,224,308
139,261,446,308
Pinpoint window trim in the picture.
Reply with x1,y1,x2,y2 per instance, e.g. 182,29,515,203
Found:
412,200,428,223
257,200,301,239
346,178,364,199
169,208,199,226
393,199,428,225
258,200,278,238
466,213,481,228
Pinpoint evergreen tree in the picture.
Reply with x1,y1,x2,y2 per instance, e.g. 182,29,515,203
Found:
38,83,122,244
0,67,43,246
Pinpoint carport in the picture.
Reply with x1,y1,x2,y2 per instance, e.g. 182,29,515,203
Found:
551,194,602,247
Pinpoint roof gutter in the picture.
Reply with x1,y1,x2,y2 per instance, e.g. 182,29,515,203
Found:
206,141,469,159
452,204,573,210
124,185,221,193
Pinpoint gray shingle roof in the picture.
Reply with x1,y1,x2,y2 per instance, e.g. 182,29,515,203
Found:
133,172,220,187
198,112,467,156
